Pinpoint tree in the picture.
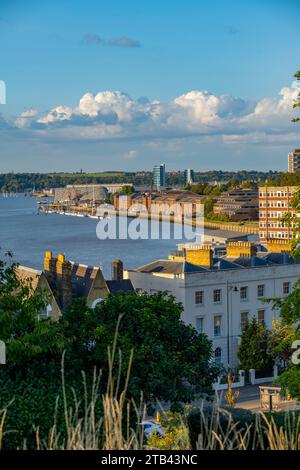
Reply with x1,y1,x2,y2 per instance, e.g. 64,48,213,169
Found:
0,253,65,368
267,320,297,365
119,185,134,195
78,291,219,406
237,318,272,372
291,70,300,123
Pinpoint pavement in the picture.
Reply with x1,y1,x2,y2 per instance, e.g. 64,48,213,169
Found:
217,383,300,412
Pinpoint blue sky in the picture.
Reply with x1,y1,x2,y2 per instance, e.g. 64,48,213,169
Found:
0,0,300,172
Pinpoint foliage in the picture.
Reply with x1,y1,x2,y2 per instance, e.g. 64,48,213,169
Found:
224,374,240,408
89,291,219,405
267,320,298,364
237,317,272,372
0,254,65,367
0,170,277,193
274,368,300,400
0,257,219,446
187,405,255,450
291,70,300,123
147,426,190,450
119,185,134,195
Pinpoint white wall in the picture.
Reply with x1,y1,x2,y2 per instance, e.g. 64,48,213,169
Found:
125,263,300,369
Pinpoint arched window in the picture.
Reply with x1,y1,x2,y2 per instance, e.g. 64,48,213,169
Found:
214,347,222,365
91,298,104,309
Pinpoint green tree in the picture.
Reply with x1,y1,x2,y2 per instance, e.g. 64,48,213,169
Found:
237,317,272,372
292,70,300,123
68,291,219,406
119,185,134,195
267,320,298,365
0,253,65,367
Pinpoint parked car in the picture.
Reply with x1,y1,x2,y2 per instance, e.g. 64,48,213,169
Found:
141,421,164,439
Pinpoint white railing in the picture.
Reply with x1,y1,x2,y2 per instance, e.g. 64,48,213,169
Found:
213,370,245,391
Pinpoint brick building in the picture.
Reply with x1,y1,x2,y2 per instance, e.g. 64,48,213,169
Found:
258,186,297,243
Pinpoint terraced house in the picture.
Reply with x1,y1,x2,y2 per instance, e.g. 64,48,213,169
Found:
124,240,300,369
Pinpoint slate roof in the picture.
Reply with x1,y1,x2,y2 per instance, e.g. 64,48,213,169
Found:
69,262,100,298
133,251,300,275
135,259,208,274
106,279,134,294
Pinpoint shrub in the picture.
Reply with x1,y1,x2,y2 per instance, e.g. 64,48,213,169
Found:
187,404,256,450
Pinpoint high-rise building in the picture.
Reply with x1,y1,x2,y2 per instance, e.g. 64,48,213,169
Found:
259,186,297,242
153,164,166,190
184,169,195,185
288,149,300,173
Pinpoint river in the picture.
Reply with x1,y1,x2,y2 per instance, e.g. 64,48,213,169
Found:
0,195,194,278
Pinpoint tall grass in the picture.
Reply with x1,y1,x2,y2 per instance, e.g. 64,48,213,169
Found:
1,319,300,450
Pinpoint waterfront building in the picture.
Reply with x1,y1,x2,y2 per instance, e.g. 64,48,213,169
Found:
153,164,166,190
124,240,299,368
113,189,204,217
259,186,298,243
184,169,195,186
288,149,300,173
214,188,258,221
54,185,108,204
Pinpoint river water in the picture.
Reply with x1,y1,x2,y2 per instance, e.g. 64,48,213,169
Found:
0,195,194,278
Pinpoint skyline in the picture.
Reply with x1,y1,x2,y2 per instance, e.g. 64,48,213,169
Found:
0,0,300,172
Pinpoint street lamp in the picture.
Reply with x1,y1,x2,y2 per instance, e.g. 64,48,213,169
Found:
226,283,239,370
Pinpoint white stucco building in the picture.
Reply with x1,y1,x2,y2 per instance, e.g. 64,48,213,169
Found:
124,241,300,369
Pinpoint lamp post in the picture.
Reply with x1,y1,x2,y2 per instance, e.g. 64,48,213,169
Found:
226,282,239,370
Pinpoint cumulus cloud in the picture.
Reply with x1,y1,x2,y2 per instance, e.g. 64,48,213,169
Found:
14,109,38,128
82,34,141,48
10,86,300,145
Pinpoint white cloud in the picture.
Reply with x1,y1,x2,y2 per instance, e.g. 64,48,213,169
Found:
10,86,300,144
14,108,38,128
123,149,137,160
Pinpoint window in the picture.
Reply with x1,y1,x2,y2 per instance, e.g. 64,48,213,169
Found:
257,309,265,324
283,282,290,295
214,347,222,365
240,311,248,331
213,289,222,303
195,290,204,305
214,315,222,336
257,284,265,298
240,286,248,300
196,317,204,333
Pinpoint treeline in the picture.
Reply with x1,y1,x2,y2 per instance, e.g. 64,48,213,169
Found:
0,170,279,193
269,171,300,186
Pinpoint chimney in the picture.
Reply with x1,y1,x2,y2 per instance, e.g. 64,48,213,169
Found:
185,245,213,267
44,251,57,287
56,253,73,310
227,241,257,258
267,239,292,254
112,259,123,281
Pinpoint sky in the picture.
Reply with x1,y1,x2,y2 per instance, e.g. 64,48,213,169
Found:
0,0,299,173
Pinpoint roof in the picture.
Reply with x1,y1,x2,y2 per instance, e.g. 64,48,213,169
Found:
106,279,134,294
222,256,270,268
135,259,207,275
16,266,43,291
70,263,101,298
131,251,300,275
257,252,296,265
